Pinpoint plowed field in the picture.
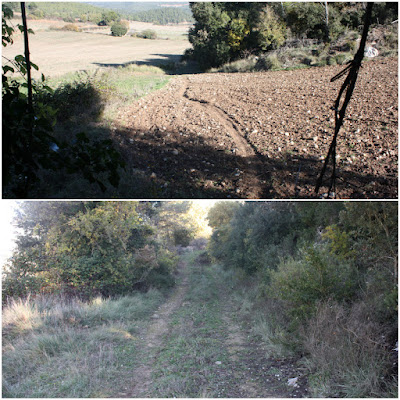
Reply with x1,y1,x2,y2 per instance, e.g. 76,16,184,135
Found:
115,57,398,198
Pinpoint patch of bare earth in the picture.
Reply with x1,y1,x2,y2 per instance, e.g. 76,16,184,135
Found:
115,57,397,198
220,298,309,398
121,262,188,398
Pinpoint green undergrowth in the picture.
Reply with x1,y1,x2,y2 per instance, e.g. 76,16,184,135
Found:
2,289,166,398
210,26,398,74
42,64,170,122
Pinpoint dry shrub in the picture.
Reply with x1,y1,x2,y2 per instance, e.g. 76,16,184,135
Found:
303,300,396,397
61,24,81,32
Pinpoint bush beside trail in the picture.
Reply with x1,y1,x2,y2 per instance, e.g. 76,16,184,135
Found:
206,201,398,397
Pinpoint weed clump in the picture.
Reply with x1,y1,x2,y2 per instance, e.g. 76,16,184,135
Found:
136,29,158,40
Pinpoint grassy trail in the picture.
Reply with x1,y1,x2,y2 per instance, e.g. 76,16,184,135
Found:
140,252,308,397
3,252,308,397
121,260,190,397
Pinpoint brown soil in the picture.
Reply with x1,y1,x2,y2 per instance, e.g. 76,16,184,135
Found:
115,57,398,199
122,262,188,398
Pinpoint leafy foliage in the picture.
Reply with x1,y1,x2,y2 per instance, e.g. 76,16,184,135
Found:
189,3,398,71
3,202,187,299
130,7,194,25
206,201,397,396
2,5,126,198
207,200,397,326
269,245,358,322
188,3,285,70
25,2,111,25
3,201,212,300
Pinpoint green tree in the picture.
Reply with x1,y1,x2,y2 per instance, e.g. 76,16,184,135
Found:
3,202,180,299
188,2,286,70
99,10,119,26
111,22,128,37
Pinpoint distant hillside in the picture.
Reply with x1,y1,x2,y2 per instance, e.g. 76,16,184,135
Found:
23,2,112,23
87,2,190,14
21,2,192,25
130,8,193,24
88,2,193,24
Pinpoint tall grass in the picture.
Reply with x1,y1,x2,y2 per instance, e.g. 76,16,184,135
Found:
302,300,398,397
42,64,170,123
223,267,398,397
2,290,165,397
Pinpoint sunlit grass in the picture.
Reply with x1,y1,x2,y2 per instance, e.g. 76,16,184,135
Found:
41,63,170,121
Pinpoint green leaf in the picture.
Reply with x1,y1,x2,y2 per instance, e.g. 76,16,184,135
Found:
3,65,14,74
14,54,25,63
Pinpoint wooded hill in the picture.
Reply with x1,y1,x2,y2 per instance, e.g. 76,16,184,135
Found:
12,1,193,25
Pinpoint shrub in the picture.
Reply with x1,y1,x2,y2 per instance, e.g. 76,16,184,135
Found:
63,16,75,23
35,79,105,123
111,22,128,37
195,251,212,265
255,54,282,71
286,2,329,41
269,245,358,322
61,23,80,32
256,6,286,51
326,55,337,65
173,227,194,247
212,57,257,73
137,29,157,40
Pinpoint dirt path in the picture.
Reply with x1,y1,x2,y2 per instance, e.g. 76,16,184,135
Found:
122,261,189,397
221,303,269,397
116,58,397,198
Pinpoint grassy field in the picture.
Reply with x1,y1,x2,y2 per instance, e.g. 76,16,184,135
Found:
3,19,190,78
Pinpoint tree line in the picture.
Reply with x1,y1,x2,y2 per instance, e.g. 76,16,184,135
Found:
187,2,398,69
129,8,194,25
7,2,194,26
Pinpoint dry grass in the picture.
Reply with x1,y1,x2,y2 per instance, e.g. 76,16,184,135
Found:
2,290,165,397
302,300,398,397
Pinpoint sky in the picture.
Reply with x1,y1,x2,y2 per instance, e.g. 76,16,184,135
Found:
0,201,18,266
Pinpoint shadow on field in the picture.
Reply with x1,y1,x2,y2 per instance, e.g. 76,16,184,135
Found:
108,124,395,199
93,54,201,75
18,76,395,199
28,119,395,199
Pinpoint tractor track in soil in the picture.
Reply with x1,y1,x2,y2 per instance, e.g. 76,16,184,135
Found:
181,79,267,198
